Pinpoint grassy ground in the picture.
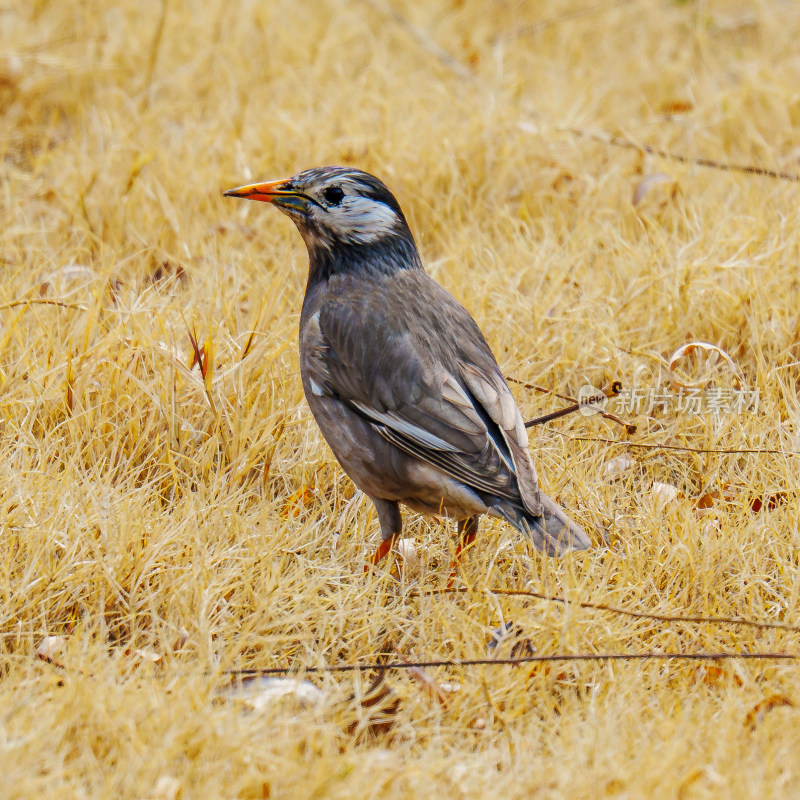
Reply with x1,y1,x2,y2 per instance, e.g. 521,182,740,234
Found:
3,0,800,796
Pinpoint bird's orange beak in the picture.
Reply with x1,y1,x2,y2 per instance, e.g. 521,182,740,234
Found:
223,179,287,202
223,178,315,213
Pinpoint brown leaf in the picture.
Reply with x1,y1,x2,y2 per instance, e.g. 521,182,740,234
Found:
151,260,185,285
696,491,722,510
172,628,190,652
394,648,457,706
744,695,794,730
659,99,694,114
750,493,788,513
678,766,724,799
345,672,401,739
186,327,204,371
693,664,743,688
281,486,314,518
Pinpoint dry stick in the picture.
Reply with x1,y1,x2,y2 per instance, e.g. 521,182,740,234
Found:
524,380,622,428
416,587,800,634
143,0,169,101
508,375,635,433
357,0,474,80
368,0,800,185
499,0,636,41
226,651,797,678
0,298,88,312
560,126,800,183
558,434,800,457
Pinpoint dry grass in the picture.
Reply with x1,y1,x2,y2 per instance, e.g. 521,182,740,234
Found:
2,0,800,796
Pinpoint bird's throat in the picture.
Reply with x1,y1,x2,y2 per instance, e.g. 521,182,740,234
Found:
304,232,424,286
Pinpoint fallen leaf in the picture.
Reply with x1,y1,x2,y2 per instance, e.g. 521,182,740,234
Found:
750,493,788,513
603,454,635,480
632,173,674,206
220,677,326,711
668,342,743,390
345,672,401,739
281,486,314,519
696,490,722,510
395,538,420,574
678,766,725,799
151,775,181,800
659,99,694,114
130,648,163,664
744,695,794,730
172,628,190,652
393,648,457,706
652,481,680,509
37,635,68,665
693,664,743,688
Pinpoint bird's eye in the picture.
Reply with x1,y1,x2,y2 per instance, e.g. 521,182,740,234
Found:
322,186,344,205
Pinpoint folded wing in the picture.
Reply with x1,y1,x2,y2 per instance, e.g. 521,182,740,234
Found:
303,272,543,517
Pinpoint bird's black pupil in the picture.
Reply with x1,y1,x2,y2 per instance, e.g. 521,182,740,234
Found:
323,186,344,205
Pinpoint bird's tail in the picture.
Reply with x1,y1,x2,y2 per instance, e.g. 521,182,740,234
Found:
493,493,591,556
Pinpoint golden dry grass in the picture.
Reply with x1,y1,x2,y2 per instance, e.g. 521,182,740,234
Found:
3,0,800,796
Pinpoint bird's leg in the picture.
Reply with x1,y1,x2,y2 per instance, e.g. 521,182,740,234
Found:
447,516,479,587
364,498,402,572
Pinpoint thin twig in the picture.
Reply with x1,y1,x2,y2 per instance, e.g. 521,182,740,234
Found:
357,0,473,80
560,126,800,183
226,651,797,678
499,0,636,41
557,434,800,457
416,587,800,634
0,298,89,312
508,375,635,433
525,381,622,428
143,0,169,100
359,0,799,186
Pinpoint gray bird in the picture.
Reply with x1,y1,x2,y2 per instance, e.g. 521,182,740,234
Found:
223,167,590,570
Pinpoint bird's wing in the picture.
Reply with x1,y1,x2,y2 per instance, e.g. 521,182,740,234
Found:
303,271,542,515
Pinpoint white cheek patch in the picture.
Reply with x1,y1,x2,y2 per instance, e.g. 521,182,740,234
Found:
326,196,400,244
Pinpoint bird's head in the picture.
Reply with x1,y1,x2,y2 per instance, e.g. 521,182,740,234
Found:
223,166,416,258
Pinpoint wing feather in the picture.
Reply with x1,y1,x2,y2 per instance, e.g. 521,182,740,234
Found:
304,270,542,515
